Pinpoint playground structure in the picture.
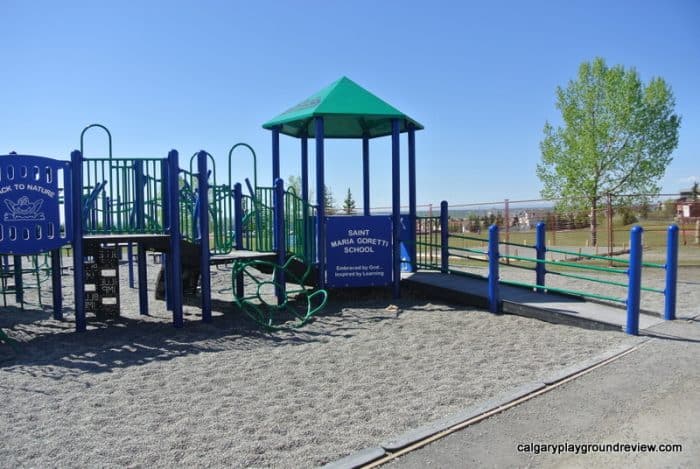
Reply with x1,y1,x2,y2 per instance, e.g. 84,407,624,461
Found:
0,77,681,336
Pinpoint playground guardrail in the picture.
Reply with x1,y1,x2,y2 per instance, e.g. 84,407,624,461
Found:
416,201,680,335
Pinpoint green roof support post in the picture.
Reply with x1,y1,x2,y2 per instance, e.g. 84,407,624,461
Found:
301,134,310,262
391,118,401,299
362,135,370,215
408,123,417,273
272,126,280,184
315,117,326,289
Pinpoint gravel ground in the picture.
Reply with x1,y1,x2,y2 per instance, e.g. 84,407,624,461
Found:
0,255,697,467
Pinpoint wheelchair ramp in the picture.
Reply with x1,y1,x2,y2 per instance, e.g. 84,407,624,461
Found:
402,271,664,332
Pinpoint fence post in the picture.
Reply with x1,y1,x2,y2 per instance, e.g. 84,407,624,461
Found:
626,226,643,335
664,224,679,321
274,178,286,305
440,201,449,273
488,224,500,313
535,221,546,292
197,150,212,323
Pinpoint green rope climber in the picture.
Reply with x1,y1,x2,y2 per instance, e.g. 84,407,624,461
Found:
231,255,328,331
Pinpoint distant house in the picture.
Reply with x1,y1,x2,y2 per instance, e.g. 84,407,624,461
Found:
676,187,700,218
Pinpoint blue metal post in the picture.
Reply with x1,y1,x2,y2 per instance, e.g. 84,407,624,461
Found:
315,117,326,289
197,150,212,322
391,118,401,299
440,201,449,273
51,249,62,320
626,226,643,335
362,136,370,216
128,243,135,288
168,150,184,328
488,225,500,314
301,135,310,262
408,125,417,273
104,196,111,230
274,178,286,305
535,222,546,292
233,182,244,298
13,255,22,303
161,159,171,311
664,224,679,321
71,150,86,332
272,126,280,184
233,183,244,250
134,160,148,316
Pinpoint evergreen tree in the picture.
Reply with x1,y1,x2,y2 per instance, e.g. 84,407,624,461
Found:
342,188,357,215
324,185,336,215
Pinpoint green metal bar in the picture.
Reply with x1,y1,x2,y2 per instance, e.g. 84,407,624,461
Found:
499,240,534,248
547,270,630,289
501,279,627,304
450,233,488,243
450,245,488,256
502,252,630,275
545,246,665,269
498,260,536,272
450,252,489,263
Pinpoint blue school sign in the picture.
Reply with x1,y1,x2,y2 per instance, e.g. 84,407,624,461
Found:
325,215,393,288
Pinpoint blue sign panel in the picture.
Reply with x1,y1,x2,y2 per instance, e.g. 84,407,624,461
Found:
0,155,71,255
326,215,393,288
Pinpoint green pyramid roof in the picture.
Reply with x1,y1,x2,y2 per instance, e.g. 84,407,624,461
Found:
262,76,423,139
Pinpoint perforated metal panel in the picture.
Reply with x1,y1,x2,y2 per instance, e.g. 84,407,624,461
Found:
0,155,72,255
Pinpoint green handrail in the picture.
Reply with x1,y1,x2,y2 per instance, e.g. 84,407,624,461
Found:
546,246,665,269
500,279,626,304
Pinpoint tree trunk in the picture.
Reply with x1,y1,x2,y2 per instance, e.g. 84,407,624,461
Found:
590,197,598,247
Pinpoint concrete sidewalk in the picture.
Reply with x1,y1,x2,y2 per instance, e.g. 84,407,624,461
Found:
386,316,700,468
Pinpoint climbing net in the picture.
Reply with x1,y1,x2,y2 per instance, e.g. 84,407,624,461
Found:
231,255,328,331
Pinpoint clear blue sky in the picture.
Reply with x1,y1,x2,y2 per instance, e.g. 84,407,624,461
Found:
2,0,698,208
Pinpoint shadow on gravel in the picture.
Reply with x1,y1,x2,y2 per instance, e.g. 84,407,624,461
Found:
0,293,431,376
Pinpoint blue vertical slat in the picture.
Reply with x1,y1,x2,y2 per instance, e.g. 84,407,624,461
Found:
664,224,678,321
274,178,286,305
626,226,643,335
71,150,86,332
168,150,184,328
391,118,401,299
440,201,449,273
408,125,416,273
488,224,500,314
315,117,325,288
51,249,62,320
535,222,546,292
272,127,280,184
134,160,148,316
197,151,212,322
233,182,244,299
362,136,370,216
13,256,22,304
301,136,310,262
